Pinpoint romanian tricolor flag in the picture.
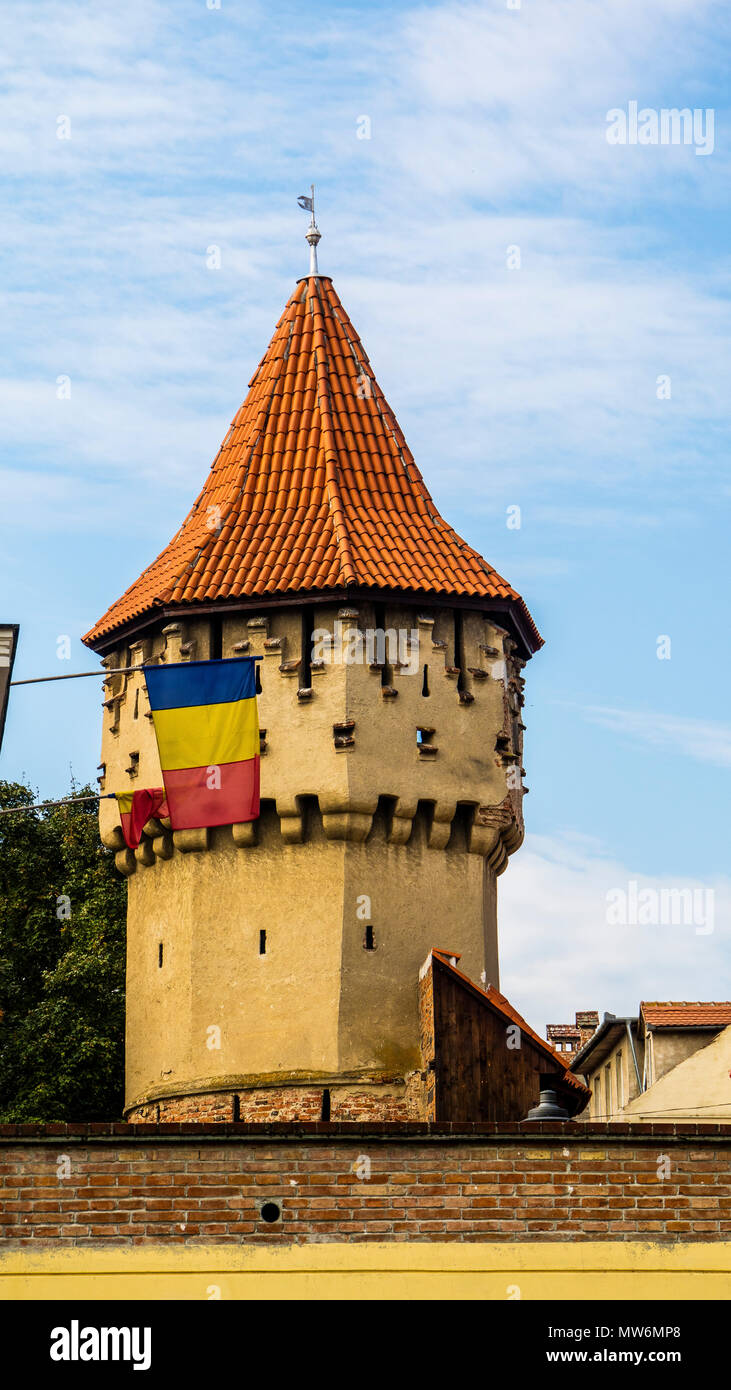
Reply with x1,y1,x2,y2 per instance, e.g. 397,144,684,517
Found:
115,788,168,850
143,658,259,831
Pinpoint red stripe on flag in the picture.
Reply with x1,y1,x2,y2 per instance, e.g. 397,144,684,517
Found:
161,757,259,831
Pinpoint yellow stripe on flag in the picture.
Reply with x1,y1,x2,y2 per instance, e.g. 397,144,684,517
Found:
151,697,259,771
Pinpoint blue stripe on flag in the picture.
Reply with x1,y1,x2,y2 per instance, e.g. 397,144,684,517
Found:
144,658,257,711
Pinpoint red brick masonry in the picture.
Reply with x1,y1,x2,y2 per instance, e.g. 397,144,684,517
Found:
1,1122,729,1246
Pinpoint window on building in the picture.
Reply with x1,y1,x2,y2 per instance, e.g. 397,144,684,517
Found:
615,1050,624,1109
604,1064,611,1117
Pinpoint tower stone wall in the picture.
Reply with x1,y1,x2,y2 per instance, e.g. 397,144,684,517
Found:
95,598,528,1121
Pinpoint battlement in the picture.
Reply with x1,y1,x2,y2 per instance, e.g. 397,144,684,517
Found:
98,599,527,875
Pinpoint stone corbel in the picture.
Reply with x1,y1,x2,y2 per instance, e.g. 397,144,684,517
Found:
276,795,304,844
173,828,209,853
467,799,522,872
319,793,377,843
101,825,126,851
114,849,136,877
143,816,173,861
135,839,156,867
142,817,165,838
387,796,417,845
428,800,457,850
232,821,258,848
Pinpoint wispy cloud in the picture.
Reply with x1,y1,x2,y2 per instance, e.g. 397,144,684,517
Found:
581,706,731,767
499,833,729,1032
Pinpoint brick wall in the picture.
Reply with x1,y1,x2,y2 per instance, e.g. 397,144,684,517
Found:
1,1122,730,1246
129,1087,414,1124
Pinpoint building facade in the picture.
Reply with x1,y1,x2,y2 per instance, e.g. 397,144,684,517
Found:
572,1002,731,1121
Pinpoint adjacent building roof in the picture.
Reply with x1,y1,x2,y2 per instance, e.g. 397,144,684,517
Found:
570,1002,731,1077
641,1002,731,1029
84,275,541,651
570,1013,639,1074
430,950,589,1101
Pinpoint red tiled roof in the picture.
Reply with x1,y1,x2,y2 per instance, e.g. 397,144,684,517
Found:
84,276,541,648
430,950,589,1097
641,1002,731,1028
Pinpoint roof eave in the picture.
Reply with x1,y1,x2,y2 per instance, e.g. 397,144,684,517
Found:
570,1016,639,1073
84,587,542,659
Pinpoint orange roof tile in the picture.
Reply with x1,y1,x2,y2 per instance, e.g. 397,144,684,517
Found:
641,1002,731,1028
84,276,541,649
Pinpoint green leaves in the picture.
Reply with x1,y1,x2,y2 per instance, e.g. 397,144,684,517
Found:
0,781,126,1121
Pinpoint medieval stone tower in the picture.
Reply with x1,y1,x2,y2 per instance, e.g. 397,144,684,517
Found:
84,244,541,1122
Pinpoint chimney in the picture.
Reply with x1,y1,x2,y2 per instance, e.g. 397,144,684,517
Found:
575,1011,599,1047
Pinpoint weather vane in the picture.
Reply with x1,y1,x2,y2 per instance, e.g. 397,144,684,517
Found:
297,184,321,276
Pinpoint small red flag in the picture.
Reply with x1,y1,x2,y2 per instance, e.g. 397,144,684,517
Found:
115,788,168,850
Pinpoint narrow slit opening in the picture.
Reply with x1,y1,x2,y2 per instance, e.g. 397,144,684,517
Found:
158,942,163,968
301,607,315,688
453,610,465,692
364,924,375,950
421,664,430,696
259,929,266,955
374,603,392,686
321,1088,331,1121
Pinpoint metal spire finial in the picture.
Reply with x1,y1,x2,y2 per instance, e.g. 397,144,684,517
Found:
298,184,321,276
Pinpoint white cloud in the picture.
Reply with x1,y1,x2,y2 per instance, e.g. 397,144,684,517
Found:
1,0,730,531
393,0,727,199
499,833,730,1034
581,706,731,768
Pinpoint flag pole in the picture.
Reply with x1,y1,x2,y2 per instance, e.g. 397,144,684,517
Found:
11,658,263,686
0,793,115,816
11,667,140,687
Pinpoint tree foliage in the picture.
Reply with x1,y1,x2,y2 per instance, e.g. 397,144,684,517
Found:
0,781,126,1121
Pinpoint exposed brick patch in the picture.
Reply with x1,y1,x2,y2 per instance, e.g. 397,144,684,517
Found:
1,1124,730,1246
127,1086,412,1124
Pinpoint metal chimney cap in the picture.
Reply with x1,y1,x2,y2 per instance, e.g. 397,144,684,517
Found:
525,1088,571,1121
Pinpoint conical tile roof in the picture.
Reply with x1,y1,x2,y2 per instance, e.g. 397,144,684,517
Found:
84,276,540,649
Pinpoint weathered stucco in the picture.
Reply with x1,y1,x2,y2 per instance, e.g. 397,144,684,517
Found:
95,599,529,1118
623,1025,731,1122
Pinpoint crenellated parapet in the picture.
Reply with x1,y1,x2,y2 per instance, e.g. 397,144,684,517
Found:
100,599,527,877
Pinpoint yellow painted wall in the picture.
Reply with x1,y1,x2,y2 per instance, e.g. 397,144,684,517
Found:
623,1025,731,1122
1,1242,728,1301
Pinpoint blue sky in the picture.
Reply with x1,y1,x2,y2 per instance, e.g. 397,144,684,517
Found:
2,0,729,1028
